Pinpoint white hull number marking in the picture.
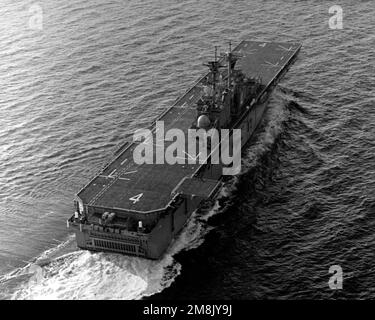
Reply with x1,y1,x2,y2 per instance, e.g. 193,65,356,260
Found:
129,193,143,204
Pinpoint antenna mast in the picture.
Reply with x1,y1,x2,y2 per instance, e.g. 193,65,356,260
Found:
227,41,232,89
204,45,222,103
213,46,217,96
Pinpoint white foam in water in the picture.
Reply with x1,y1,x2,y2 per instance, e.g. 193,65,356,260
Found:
8,197,224,300
6,95,285,301
4,95,285,300
4,97,283,300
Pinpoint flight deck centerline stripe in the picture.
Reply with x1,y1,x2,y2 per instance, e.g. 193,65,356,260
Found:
99,175,112,179
263,61,279,68
246,49,257,55
123,170,137,175
278,45,292,51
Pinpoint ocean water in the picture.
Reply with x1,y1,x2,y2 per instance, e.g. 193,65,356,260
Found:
0,0,374,299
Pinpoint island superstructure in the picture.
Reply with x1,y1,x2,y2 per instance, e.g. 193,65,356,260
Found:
67,40,301,259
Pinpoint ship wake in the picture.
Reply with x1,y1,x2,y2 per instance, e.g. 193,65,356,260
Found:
3,201,222,300
3,88,303,300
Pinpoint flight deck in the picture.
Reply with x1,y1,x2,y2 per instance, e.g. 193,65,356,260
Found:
77,41,301,214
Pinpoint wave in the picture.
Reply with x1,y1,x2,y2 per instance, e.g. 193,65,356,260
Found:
0,86,304,300
1,194,224,300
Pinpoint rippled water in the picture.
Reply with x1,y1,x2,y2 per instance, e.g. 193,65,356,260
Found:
0,0,374,299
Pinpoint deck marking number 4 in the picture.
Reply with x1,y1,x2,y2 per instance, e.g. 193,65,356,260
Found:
129,193,143,204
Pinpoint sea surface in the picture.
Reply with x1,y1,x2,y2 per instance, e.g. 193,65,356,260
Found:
0,0,374,299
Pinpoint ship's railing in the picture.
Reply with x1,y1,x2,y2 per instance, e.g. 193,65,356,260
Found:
90,238,146,257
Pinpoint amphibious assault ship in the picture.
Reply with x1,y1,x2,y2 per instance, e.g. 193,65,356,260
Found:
67,40,301,259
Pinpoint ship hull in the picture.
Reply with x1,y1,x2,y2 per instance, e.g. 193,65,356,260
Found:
69,96,270,259
67,40,301,260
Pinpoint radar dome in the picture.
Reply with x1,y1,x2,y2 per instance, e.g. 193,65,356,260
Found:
197,115,211,129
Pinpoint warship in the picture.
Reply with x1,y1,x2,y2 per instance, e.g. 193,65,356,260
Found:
67,40,301,259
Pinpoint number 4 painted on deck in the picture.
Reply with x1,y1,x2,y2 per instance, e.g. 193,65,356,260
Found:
129,193,143,204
